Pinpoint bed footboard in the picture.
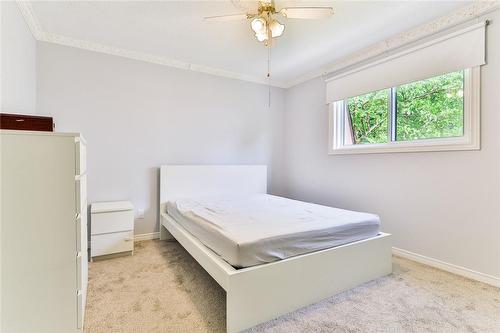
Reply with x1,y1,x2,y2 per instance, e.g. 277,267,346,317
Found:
225,233,392,333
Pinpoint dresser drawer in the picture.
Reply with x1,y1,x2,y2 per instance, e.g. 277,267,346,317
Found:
77,290,83,329
76,252,83,289
76,216,83,252
91,231,134,257
91,209,134,235
75,138,86,176
75,174,87,215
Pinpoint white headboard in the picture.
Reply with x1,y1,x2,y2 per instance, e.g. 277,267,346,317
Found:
159,165,267,212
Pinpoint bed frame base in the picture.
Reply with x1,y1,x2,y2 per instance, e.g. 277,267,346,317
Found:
159,224,173,241
160,216,392,333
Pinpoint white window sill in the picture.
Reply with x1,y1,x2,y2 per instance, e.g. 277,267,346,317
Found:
329,136,480,155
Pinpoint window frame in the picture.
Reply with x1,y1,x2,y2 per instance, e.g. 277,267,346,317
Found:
328,67,480,155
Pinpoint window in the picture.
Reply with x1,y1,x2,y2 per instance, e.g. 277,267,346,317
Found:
330,68,480,154
345,88,390,145
396,71,464,141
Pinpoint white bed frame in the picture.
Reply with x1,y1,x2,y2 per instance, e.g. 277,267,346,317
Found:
159,165,392,333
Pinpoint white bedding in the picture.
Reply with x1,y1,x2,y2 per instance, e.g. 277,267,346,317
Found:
166,194,380,268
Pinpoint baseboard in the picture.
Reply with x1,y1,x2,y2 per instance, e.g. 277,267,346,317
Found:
392,247,500,288
134,232,160,242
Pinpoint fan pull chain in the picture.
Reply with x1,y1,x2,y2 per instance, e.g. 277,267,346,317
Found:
267,45,271,108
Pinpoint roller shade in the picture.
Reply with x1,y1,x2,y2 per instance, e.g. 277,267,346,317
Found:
326,21,486,103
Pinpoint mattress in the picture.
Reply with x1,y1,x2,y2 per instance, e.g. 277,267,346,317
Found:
166,194,380,268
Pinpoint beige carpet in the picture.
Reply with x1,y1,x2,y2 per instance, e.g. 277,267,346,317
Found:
85,240,500,333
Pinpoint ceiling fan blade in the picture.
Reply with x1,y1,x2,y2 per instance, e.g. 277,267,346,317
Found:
204,13,250,21
280,7,333,19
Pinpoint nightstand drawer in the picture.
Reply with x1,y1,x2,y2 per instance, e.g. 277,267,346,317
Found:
91,210,134,235
91,231,134,257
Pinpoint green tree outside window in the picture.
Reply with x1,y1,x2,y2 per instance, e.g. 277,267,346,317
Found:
346,70,464,145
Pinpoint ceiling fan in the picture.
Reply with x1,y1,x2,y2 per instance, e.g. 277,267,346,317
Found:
205,0,334,46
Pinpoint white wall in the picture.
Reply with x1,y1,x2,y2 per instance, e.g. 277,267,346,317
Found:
283,10,500,279
36,42,286,235
1,2,37,114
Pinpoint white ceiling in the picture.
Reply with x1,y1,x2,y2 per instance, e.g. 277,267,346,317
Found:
27,1,471,87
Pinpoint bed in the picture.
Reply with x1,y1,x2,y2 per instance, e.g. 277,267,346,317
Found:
159,165,392,332
166,194,381,268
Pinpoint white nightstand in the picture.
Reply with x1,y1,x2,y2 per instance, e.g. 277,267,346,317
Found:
91,201,134,259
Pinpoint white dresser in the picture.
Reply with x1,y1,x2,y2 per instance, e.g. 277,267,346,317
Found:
91,201,134,258
1,130,88,333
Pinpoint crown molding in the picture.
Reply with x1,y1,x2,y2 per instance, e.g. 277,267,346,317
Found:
285,1,500,88
16,1,288,89
39,31,288,88
16,1,500,90
16,0,42,40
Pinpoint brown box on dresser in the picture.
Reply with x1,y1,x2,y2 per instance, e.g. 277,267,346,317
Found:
0,113,54,132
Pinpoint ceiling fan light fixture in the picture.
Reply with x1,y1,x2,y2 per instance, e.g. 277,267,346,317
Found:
255,31,269,42
269,19,284,38
251,17,267,34
206,2,334,46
